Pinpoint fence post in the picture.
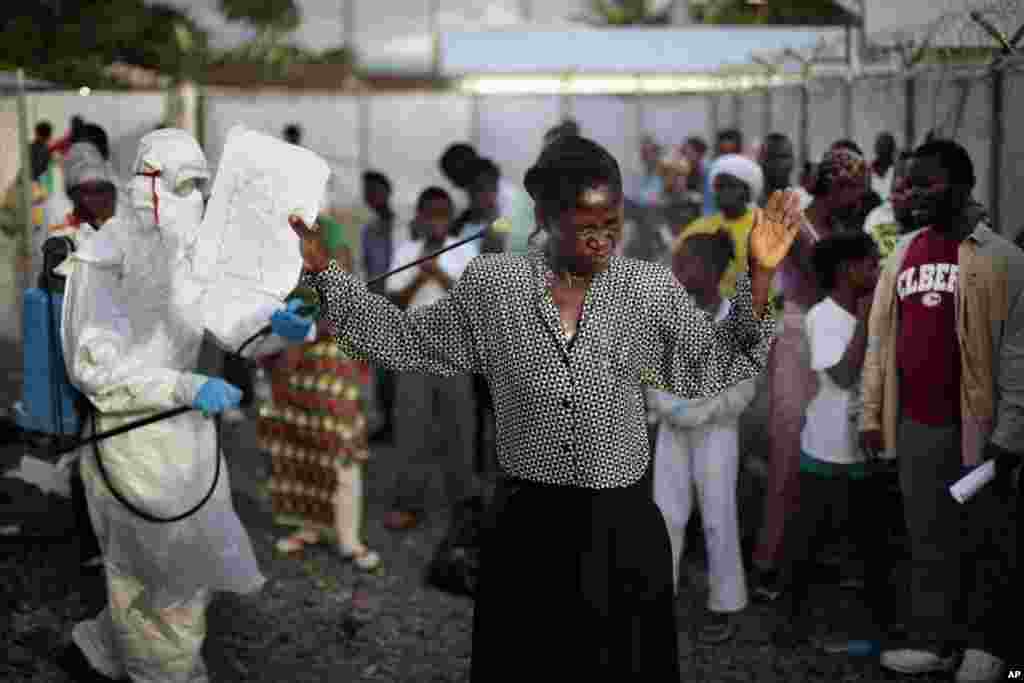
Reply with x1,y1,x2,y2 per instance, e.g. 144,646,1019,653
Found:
15,69,32,295
990,66,1004,232
470,93,481,149
635,96,645,145
904,75,916,151
799,82,810,174
842,77,853,142
358,94,370,173
708,93,719,143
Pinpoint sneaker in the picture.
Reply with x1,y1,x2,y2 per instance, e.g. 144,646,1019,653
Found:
819,637,879,656
880,648,957,674
698,613,736,644
955,649,1005,682
340,546,382,572
751,568,783,602
383,510,421,531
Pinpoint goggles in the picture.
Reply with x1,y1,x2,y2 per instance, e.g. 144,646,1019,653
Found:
135,161,210,225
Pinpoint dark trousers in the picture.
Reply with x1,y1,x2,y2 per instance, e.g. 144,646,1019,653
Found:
898,419,965,650
962,478,1019,658
472,375,494,477
471,475,680,681
782,465,895,635
375,366,395,430
896,418,1018,653
70,460,100,562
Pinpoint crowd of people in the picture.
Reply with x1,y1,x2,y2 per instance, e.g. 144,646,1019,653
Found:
10,111,1021,683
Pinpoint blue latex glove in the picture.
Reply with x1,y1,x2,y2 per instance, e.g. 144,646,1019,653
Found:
193,378,243,416
270,299,314,341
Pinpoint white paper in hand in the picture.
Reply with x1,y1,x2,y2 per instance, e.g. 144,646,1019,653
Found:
949,460,996,504
194,125,330,352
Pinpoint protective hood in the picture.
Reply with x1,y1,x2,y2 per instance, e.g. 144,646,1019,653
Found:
128,128,210,243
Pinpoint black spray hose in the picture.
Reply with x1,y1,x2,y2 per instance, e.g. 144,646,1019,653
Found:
55,224,497,521
235,224,493,356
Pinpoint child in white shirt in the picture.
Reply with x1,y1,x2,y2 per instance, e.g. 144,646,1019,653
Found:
776,231,890,648
648,229,755,644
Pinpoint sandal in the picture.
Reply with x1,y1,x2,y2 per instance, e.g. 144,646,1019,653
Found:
383,510,421,531
274,529,322,554
340,546,381,571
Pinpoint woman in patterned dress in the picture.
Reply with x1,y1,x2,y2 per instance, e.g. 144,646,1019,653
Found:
285,136,803,680
256,216,380,571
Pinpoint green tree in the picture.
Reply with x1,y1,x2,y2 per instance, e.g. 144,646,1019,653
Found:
693,0,854,25
219,0,301,56
583,1,672,26
0,0,209,87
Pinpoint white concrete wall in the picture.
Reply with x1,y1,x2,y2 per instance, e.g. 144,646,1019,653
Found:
808,78,847,162
24,91,167,179
475,94,562,190
1002,69,1024,241
0,91,167,351
770,86,805,169
850,75,906,154
914,70,992,217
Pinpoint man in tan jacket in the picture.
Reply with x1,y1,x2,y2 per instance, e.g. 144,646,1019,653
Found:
860,140,1022,682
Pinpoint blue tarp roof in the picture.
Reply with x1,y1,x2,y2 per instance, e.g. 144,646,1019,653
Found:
441,26,846,75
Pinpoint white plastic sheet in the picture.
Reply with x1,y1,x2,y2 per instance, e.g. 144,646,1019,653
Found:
194,125,330,353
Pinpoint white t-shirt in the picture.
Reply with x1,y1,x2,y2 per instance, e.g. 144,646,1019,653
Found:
872,166,894,201
386,236,479,309
801,296,864,465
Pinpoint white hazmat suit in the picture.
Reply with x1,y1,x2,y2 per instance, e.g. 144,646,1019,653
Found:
61,129,265,682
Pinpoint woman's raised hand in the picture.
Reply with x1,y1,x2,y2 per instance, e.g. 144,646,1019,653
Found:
749,190,804,271
289,215,330,273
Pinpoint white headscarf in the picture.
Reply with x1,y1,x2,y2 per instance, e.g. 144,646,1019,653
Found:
709,153,764,207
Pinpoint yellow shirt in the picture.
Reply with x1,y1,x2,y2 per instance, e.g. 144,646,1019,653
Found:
677,210,755,299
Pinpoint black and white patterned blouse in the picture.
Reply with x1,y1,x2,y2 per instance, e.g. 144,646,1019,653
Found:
303,248,776,489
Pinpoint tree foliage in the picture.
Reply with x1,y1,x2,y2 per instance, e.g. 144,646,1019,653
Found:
584,1,672,26
219,0,301,34
0,0,354,89
692,0,855,26
0,0,209,87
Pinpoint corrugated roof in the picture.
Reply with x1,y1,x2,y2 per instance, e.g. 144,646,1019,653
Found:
0,72,60,94
440,26,847,75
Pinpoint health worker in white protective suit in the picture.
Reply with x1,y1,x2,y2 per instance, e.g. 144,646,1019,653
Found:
57,128,274,683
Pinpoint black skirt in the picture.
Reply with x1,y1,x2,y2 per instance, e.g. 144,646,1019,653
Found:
471,474,680,681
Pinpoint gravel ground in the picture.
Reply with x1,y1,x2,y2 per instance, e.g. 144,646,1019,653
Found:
1,410,957,683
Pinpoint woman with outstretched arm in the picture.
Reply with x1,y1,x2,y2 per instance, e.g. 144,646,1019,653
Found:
285,135,803,681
